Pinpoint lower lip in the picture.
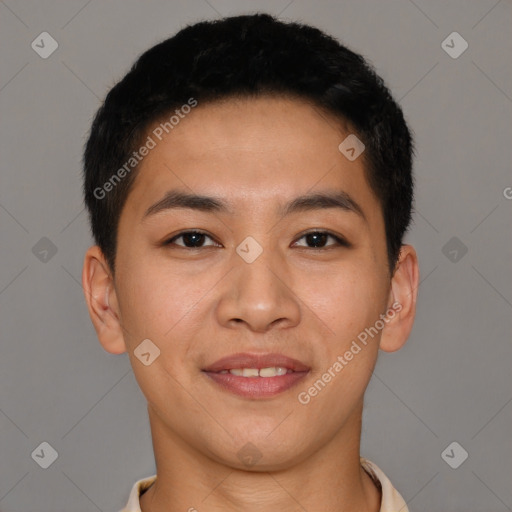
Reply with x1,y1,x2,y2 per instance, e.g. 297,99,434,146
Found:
203,371,309,399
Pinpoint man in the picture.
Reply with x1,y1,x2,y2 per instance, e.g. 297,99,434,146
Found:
82,13,418,511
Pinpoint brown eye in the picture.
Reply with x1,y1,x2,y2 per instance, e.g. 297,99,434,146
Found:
164,231,219,248
294,231,349,249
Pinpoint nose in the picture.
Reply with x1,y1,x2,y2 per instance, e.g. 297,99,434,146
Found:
216,248,301,334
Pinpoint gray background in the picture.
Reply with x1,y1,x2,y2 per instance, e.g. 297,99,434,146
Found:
1,0,511,511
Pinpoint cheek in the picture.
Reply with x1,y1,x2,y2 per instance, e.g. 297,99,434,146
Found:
115,255,216,345
296,263,385,342
296,267,384,422
115,265,205,399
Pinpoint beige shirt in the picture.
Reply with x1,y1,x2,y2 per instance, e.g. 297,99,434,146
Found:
119,457,409,512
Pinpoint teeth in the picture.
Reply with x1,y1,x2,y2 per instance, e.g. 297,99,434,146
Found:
260,367,288,377
226,367,289,377
242,368,259,377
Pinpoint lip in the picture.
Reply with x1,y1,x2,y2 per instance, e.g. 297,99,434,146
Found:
202,352,310,372
202,352,310,399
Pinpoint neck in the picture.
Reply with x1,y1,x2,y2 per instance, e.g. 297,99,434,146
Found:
140,402,381,512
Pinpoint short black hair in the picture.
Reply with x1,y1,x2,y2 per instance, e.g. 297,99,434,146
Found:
83,13,414,276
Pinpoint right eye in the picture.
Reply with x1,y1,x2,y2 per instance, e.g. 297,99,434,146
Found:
163,230,221,249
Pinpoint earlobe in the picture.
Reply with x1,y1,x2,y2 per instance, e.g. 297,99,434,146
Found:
82,246,127,355
379,244,419,353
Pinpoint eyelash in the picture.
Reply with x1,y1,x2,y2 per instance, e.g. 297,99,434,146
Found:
163,230,350,250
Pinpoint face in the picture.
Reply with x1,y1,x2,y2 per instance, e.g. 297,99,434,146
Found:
87,96,411,470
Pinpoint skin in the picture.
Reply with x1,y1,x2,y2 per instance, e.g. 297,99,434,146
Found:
83,96,419,512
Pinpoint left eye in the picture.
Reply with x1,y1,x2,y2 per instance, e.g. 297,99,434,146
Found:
293,231,348,249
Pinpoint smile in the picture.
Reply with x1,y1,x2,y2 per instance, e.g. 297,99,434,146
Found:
202,353,310,399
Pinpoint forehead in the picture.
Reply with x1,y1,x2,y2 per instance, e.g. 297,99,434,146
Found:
121,95,381,226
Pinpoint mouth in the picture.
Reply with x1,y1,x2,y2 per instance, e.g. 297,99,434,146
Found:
202,352,310,399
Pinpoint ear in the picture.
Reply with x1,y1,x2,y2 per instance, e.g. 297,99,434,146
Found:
379,244,419,353
82,245,127,355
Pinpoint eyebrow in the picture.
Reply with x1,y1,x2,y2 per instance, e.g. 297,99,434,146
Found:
143,189,367,223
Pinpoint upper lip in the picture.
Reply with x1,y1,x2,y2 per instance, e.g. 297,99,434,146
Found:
202,352,310,373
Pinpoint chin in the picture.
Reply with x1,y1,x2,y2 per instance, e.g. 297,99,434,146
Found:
209,432,309,472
